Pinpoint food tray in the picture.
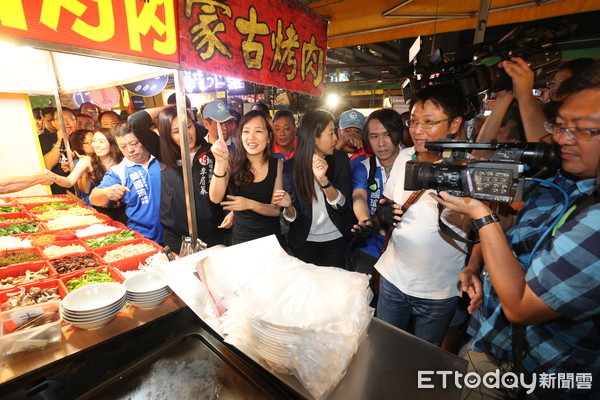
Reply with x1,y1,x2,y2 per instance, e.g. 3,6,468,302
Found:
84,229,144,250
61,266,124,292
22,199,75,211
0,198,15,205
0,300,62,360
74,220,130,238
30,206,97,221
0,261,58,291
14,195,72,205
0,212,34,222
49,253,106,276
0,247,44,268
39,239,89,259
93,239,163,270
43,214,110,231
17,232,58,246
0,220,46,233
0,204,24,214
0,279,68,310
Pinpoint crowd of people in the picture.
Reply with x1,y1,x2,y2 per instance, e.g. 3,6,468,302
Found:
7,56,598,399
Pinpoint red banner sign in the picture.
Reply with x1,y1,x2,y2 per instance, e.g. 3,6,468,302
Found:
178,0,329,96
0,0,178,63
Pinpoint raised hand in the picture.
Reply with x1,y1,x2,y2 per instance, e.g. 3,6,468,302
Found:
211,122,229,164
499,57,534,101
312,154,328,181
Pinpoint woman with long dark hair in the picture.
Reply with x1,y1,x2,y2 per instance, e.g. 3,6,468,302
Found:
129,105,225,250
275,110,354,268
209,110,283,244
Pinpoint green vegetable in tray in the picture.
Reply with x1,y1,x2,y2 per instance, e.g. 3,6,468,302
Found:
0,250,42,267
86,230,136,249
0,206,22,213
0,217,29,222
31,202,76,211
0,222,39,236
66,268,116,291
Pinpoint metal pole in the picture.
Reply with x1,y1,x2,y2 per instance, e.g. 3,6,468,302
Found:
173,70,198,241
474,0,492,44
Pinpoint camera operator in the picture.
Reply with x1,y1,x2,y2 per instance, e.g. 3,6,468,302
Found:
373,84,475,346
432,63,600,399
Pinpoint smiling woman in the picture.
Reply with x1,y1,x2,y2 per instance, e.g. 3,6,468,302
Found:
209,110,284,245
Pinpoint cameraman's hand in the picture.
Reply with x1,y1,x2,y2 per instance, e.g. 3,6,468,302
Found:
499,57,534,101
429,191,491,220
460,268,483,314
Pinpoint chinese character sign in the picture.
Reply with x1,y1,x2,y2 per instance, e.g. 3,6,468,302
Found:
0,0,178,63
179,0,328,96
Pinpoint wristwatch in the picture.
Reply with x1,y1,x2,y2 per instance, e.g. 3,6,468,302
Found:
471,214,500,231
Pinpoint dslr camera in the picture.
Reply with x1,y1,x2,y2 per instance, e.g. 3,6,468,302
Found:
404,140,560,203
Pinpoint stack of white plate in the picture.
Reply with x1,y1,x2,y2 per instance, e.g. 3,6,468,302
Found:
123,271,170,309
251,318,303,373
62,282,126,330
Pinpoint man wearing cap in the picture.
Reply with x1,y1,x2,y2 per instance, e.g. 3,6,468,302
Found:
203,100,235,151
337,109,369,168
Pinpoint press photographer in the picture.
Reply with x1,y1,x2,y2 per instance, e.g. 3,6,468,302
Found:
432,63,600,399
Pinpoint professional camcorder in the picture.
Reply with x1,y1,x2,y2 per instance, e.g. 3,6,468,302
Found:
404,22,576,100
404,140,561,203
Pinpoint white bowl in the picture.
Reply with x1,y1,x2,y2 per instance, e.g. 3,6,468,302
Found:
62,295,126,316
66,313,118,330
62,301,126,321
123,272,167,294
126,289,171,301
62,283,126,312
129,297,168,309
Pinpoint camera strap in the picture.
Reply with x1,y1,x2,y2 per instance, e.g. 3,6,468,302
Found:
436,202,479,251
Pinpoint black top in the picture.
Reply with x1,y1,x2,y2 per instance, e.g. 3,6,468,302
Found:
38,131,70,195
128,111,224,250
230,157,280,243
283,150,355,251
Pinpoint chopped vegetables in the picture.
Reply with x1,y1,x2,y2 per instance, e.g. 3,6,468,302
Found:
15,196,69,204
0,206,23,213
0,250,41,267
0,236,32,251
43,244,86,258
36,207,94,220
102,243,157,262
0,267,51,289
75,224,119,237
65,268,116,291
52,254,101,274
31,202,76,211
86,230,135,249
3,286,61,310
0,217,29,222
0,222,39,236
30,234,56,245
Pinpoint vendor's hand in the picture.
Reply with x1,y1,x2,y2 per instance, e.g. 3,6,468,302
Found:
459,268,483,314
221,195,251,212
211,122,229,163
312,154,328,181
429,191,491,220
218,211,234,229
106,184,129,201
272,189,291,208
499,57,534,101
38,169,56,185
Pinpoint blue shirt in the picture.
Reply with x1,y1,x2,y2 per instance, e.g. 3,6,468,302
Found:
97,156,163,243
351,156,388,258
470,171,600,392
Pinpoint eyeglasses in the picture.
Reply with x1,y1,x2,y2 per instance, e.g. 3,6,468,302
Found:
546,80,563,89
405,118,450,130
543,121,600,141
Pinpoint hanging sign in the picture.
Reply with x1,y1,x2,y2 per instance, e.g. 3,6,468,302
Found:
178,0,328,96
0,0,178,63
122,76,169,97
72,91,92,108
89,87,120,109
182,69,245,93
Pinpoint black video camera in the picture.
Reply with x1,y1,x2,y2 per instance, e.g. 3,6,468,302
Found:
406,22,576,100
404,140,560,203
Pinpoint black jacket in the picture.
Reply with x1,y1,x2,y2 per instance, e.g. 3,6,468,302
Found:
129,111,224,249
283,150,355,251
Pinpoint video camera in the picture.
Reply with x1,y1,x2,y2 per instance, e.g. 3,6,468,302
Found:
404,140,561,203
404,22,576,100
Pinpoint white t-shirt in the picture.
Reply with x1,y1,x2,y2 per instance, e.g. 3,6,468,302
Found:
374,147,471,299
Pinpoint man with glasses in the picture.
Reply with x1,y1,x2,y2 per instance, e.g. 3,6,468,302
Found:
38,107,77,194
79,102,100,124
373,84,473,346
433,63,600,399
